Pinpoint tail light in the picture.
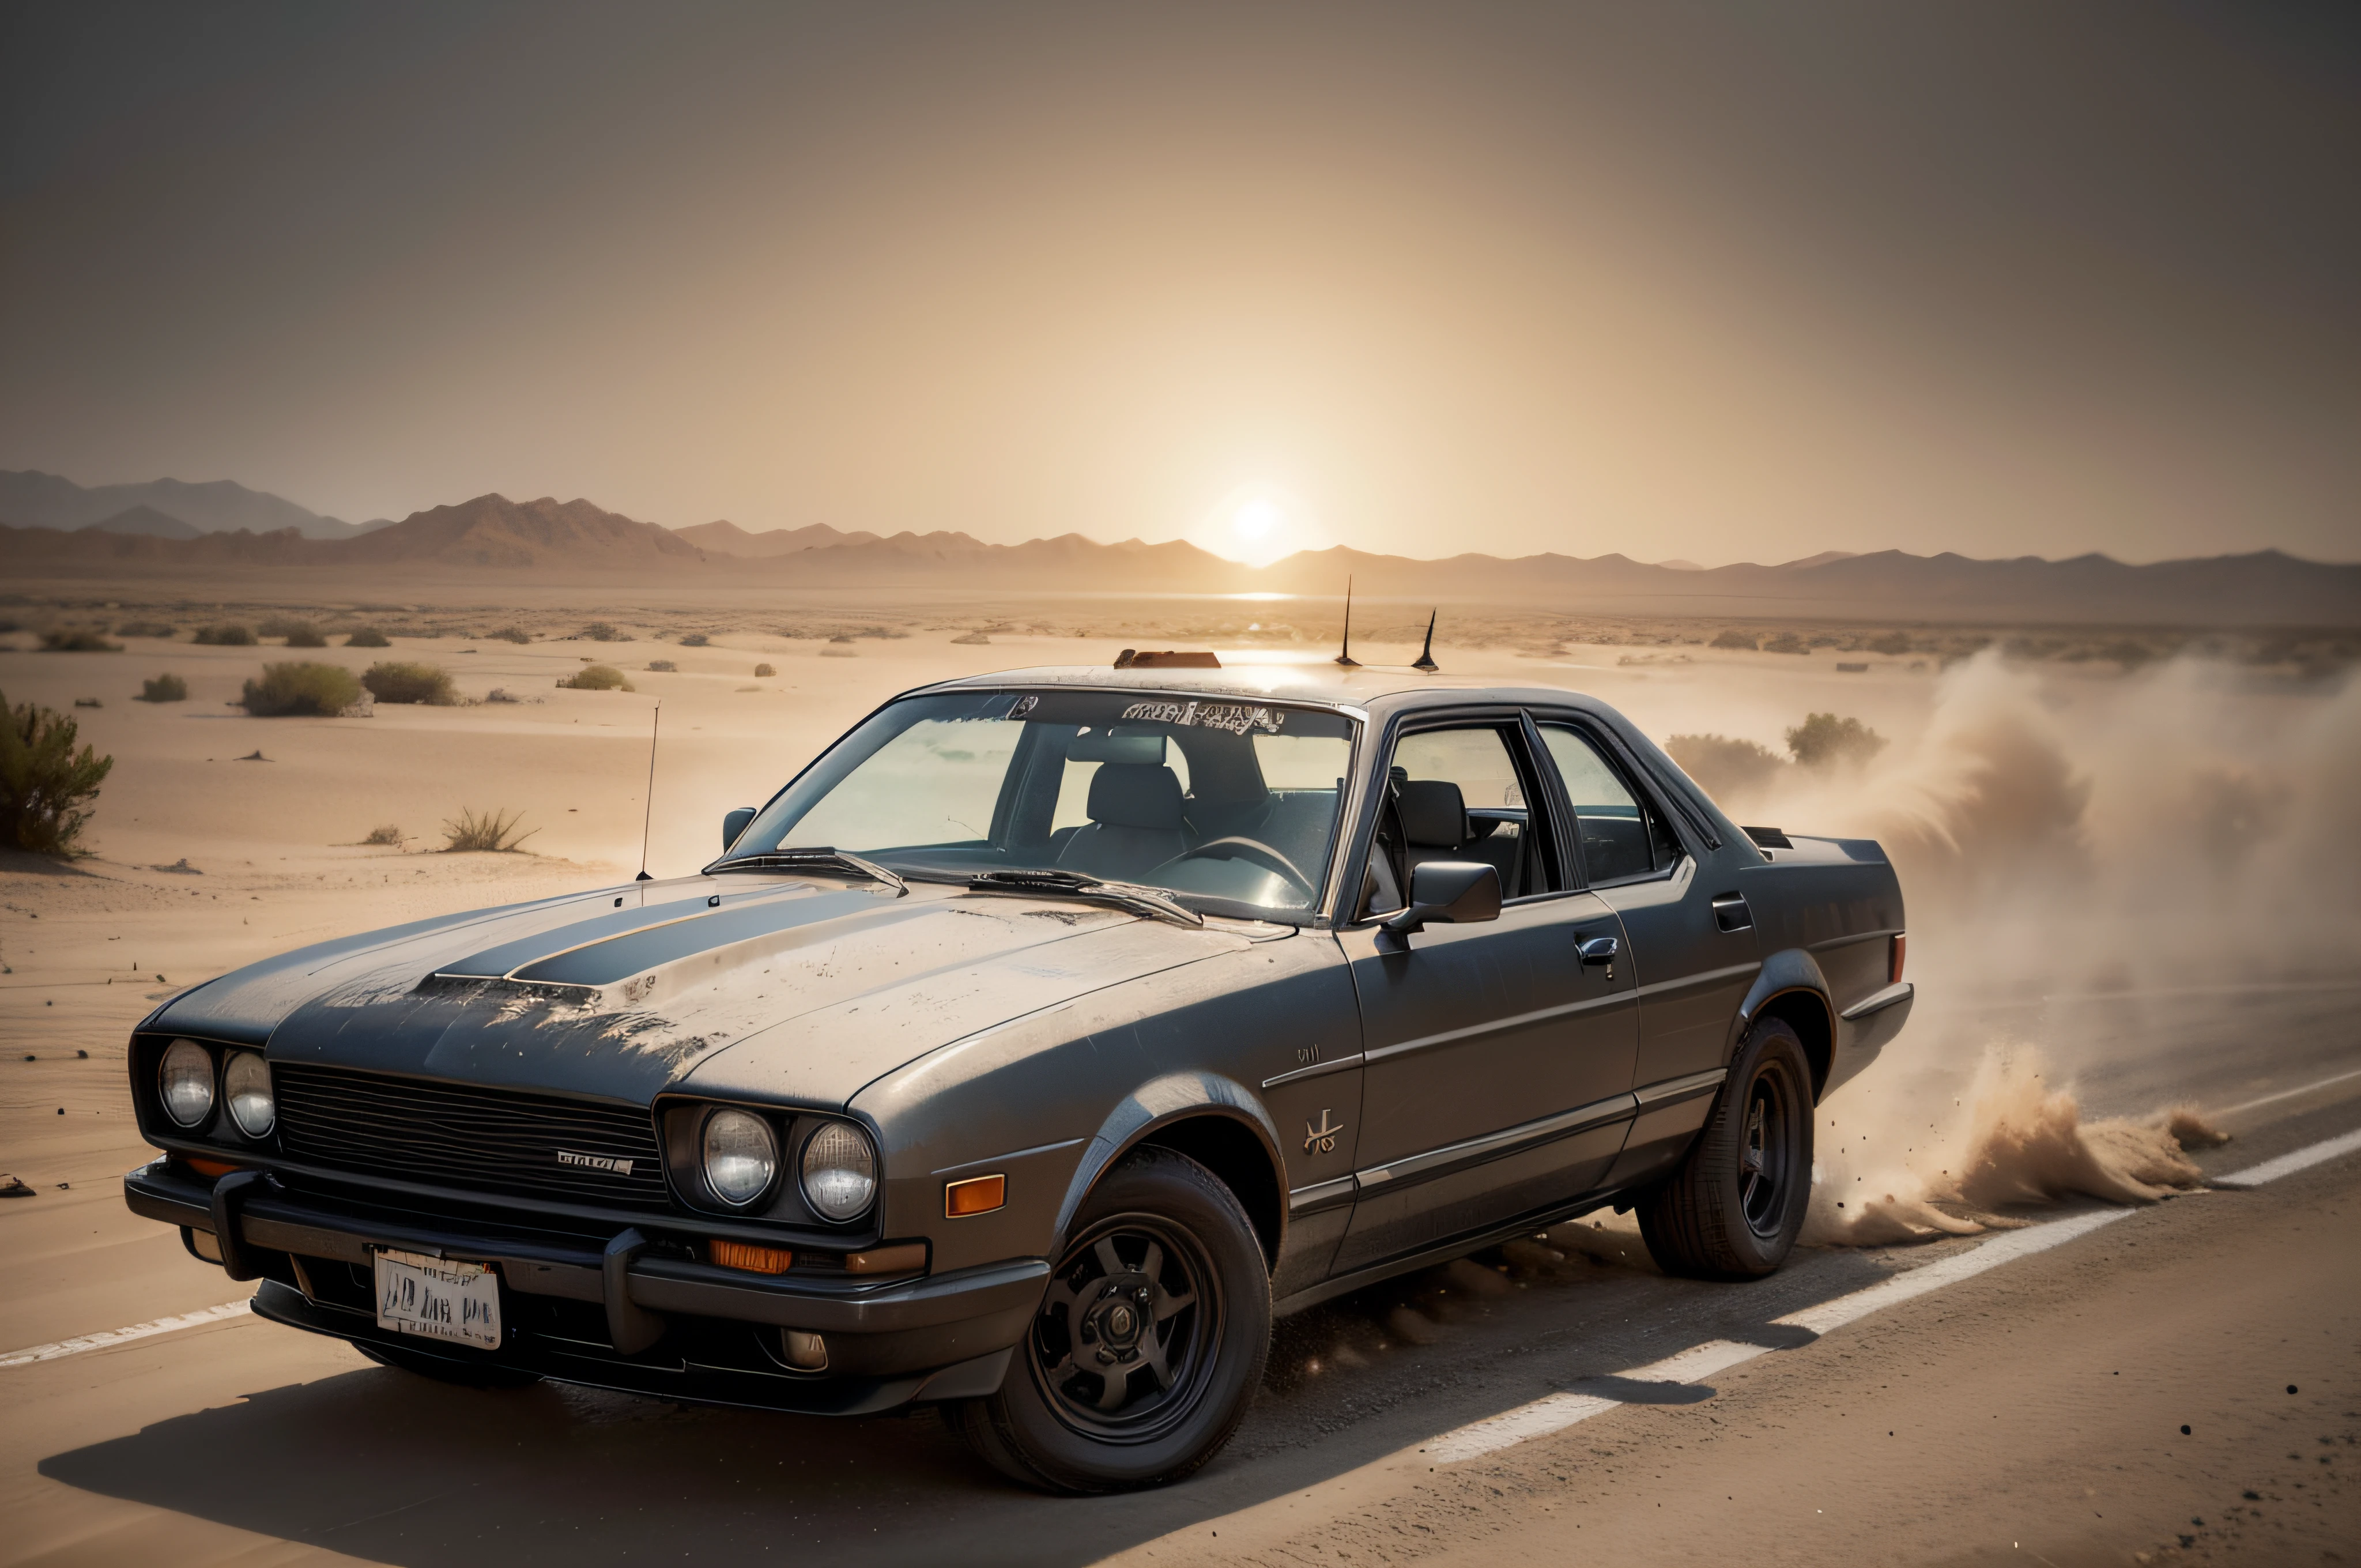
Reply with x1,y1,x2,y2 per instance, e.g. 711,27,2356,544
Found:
1890,933,1907,985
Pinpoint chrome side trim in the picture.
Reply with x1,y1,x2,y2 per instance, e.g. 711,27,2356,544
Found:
1633,1066,1728,1106
1287,1176,1357,1216
1355,1092,1638,1193
1840,981,1914,1022
1363,991,1635,1066
1261,1054,1367,1091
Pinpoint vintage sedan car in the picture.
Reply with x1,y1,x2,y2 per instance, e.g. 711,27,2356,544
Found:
123,657,1912,1491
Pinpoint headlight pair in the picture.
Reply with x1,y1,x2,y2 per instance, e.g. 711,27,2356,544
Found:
697,1109,875,1221
157,1039,274,1137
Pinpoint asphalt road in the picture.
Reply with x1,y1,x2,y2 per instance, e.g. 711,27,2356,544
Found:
4,980,2356,1568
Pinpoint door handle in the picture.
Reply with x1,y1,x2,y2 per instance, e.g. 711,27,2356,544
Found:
1576,935,1619,966
1711,894,1753,933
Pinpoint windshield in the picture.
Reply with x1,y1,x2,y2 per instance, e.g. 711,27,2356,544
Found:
721,690,1357,916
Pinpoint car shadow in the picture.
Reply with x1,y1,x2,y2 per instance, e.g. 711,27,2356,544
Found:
38,1234,1921,1566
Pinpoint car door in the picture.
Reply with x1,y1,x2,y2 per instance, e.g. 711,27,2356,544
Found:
1532,717,1762,1190
1330,716,1639,1276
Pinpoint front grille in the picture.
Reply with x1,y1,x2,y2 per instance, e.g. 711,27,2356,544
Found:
274,1064,670,1209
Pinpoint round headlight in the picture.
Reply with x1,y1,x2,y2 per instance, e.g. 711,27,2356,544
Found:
159,1039,215,1128
224,1050,275,1137
800,1121,877,1222
701,1109,779,1207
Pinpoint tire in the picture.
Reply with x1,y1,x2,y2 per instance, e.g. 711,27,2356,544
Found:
1638,1017,1814,1280
356,1338,542,1389
948,1145,1270,1493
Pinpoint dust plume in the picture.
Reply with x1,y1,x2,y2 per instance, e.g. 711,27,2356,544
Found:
1691,650,2361,1242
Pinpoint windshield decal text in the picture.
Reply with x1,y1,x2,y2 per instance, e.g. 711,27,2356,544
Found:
1119,700,1285,734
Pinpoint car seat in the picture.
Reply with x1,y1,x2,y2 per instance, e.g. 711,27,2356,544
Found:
1057,763,1189,882
1397,778,1522,898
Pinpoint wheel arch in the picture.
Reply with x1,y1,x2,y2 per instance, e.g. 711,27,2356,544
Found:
1734,951,1837,1100
1051,1073,1286,1269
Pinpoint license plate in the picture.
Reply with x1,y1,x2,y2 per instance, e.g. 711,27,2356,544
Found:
373,1248,502,1350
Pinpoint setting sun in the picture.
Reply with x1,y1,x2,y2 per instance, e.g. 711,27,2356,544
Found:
1187,485,1327,568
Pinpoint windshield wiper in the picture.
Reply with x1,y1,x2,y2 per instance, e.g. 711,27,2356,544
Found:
710,846,907,896
967,869,1204,928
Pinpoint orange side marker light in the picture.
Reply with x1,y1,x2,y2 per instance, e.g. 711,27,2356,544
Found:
945,1174,1005,1218
711,1239,794,1275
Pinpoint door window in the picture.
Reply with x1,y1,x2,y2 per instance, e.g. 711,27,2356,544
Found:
1362,725,1559,914
1536,723,1683,884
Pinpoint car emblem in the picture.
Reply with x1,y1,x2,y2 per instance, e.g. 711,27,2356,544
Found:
1303,1110,1342,1156
556,1149,635,1176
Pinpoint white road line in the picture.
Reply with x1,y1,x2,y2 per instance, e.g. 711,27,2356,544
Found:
2208,1126,2361,1189
1428,1210,2133,1463
0,1298,251,1369
2210,1066,2361,1120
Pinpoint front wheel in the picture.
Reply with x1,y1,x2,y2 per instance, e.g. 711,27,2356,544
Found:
1638,1017,1814,1280
948,1145,1270,1492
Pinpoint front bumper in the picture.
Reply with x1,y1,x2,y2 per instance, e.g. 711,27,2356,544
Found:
126,1158,1042,1414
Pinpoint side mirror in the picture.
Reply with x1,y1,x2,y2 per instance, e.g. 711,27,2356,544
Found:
722,806,757,852
1384,861,1502,936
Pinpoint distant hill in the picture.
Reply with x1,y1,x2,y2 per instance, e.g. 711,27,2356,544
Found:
673,519,882,556
78,504,202,540
0,468,388,539
5,478,2355,626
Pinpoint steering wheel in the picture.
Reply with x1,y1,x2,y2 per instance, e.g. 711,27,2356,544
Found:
1168,836,1316,898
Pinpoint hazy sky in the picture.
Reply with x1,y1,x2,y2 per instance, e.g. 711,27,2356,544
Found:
3,2,2355,565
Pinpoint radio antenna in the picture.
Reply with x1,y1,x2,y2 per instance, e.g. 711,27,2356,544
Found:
1333,576,1360,667
635,702,661,881
1412,608,1439,672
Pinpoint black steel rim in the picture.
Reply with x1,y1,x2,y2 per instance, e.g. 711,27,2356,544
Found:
1738,1060,1795,1240
1029,1215,1219,1442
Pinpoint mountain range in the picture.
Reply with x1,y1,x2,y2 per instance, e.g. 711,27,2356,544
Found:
0,468,390,540
3,476,2355,627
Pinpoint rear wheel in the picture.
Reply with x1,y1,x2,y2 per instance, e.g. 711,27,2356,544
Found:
1638,1017,1813,1280
948,1145,1269,1492
356,1339,541,1389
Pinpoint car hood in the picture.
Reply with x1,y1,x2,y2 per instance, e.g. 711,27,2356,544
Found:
150,875,1268,1107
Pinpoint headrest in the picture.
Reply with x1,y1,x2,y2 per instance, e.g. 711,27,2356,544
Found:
1088,763,1185,830
1397,779,1466,848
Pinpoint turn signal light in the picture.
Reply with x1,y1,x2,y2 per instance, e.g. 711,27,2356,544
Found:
710,1239,794,1275
945,1174,1006,1217
1890,933,1908,985
182,1156,240,1179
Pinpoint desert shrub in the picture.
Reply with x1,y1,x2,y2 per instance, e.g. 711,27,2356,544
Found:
443,806,537,853
43,629,122,652
361,824,405,845
645,659,677,672
488,626,531,644
1868,631,1913,657
560,664,633,691
240,661,363,717
138,674,188,703
1762,632,1808,655
1786,712,1888,769
194,623,257,646
1,689,114,855
281,623,328,647
1666,734,1786,801
255,615,316,639
345,627,391,647
362,661,455,704
753,662,775,677
115,621,176,639
680,632,709,647
583,622,626,642
1709,628,1756,651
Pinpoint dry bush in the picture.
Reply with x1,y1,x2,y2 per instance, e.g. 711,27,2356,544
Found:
583,622,627,642
645,659,677,672
138,674,188,703
1786,712,1889,768
1,689,114,855
361,824,405,846
680,632,709,647
194,624,257,646
361,661,455,704
443,807,537,853
42,629,122,652
1666,734,1787,800
488,626,531,644
753,662,775,677
282,624,328,647
240,662,363,717
560,665,633,691
1709,628,1756,650
345,627,391,647
115,621,177,639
